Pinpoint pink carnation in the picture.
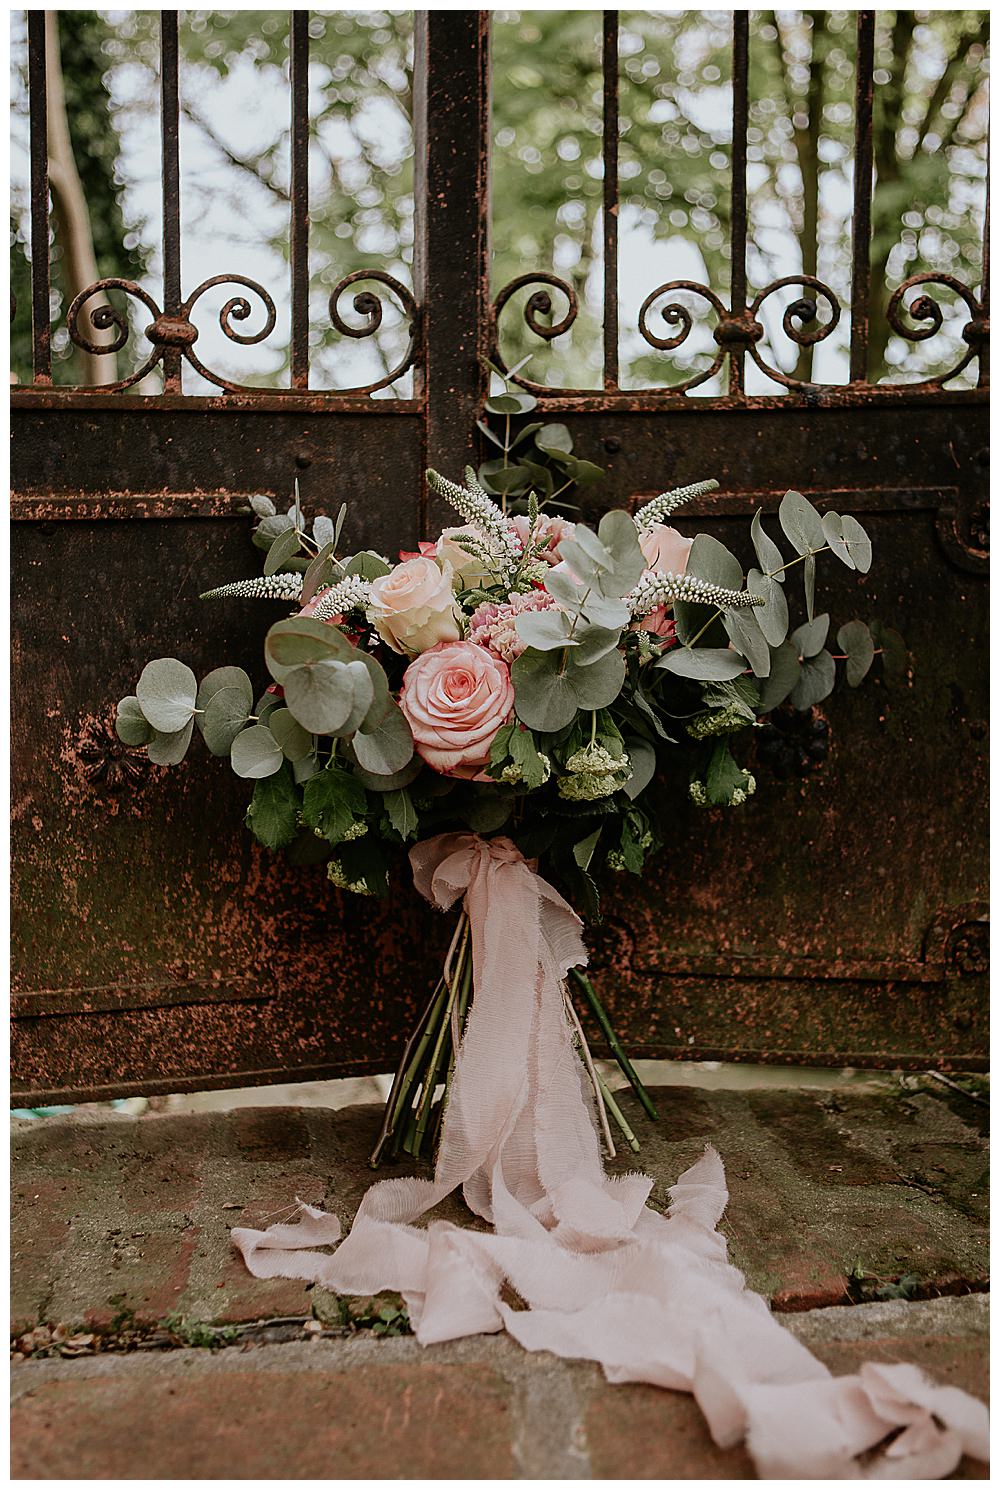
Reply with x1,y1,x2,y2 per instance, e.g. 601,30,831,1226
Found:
468,589,558,664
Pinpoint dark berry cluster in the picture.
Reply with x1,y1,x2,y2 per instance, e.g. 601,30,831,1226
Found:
755,707,830,777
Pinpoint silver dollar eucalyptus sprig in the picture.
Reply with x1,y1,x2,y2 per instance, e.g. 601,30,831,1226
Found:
200,573,304,602
628,570,764,616
633,479,719,531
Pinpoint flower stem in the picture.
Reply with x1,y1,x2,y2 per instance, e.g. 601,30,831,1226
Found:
598,1076,641,1153
563,985,616,1160
569,968,659,1122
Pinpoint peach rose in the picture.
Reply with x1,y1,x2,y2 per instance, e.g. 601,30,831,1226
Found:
435,526,495,588
638,523,693,575
400,641,514,778
369,556,462,656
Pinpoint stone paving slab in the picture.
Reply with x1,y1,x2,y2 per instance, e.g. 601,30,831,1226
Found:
10,1297,988,1479
10,1082,987,1335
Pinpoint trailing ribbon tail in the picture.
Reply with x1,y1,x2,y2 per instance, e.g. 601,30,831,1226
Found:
232,832,988,1479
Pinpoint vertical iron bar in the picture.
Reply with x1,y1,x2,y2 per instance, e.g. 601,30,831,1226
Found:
849,12,876,385
160,11,182,392
728,12,749,397
977,144,989,389
27,10,51,384
413,13,491,538
290,11,310,389
602,12,619,391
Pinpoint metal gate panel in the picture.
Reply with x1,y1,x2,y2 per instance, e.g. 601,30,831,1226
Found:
10,12,988,1102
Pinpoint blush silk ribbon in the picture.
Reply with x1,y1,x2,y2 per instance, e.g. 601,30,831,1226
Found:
233,833,988,1479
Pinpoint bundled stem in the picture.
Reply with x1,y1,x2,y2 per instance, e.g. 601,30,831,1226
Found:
369,912,659,1167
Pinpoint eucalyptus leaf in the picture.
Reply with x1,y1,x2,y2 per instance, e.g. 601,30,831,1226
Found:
301,542,336,605
115,696,154,747
657,647,747,681
837,619,876,686
841,515,873,573
202,686,253,756
146,718,195,767
544,569,585,609
747,567,789,647
265,616,353,681
230,723,283,778
724,607,771,678
686,532,742,589
353,698,414,775
349,752,422,792
515,609,576,651
751,509,786,580
333,503,348,549
580,590,630,629
284,658,374,736
269,707,314,762
534,422,573,453
312,515,336,550
566,647,626,710
622,738,656,800
597,508,647,596
264,525,301,576
293,754,321,785
803,553,817,621
249,494,277,518
512,647,624,731
791,613,830,659
573,624,622,665
252,512,294,552
778,490,825,555
136,658,198,734
463,789,514,833
757,641,801,712
195,666,253,716
344,550,392,581
821,511,857,569
790,649,836,710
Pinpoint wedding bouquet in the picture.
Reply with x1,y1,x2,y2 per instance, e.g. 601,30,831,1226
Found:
116,467,879,1163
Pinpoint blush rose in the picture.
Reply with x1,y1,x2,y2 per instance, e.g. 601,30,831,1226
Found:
368,556,462,656
638,522,693,575
400,640,514,778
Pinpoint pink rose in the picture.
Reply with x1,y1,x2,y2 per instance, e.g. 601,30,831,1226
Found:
400,641,514,778
638,523,693,575
369,556,461,656
509,513,577,565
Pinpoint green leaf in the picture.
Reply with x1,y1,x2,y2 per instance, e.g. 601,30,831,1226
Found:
462,789,513,833
757,641,801,712
354,699,414,775
384,788,419,842
252,512,294,551
344,550,392,581
566,648,626,710
507,725,550,788
791,613,830,659
146,718,195,767
869,620,908,684
622,738,656,800
511,647,624,732
245,766,300,850
264,525,302,576
349,754,422,793
293,754,321,785
751,509,785,580
778,490,825,555
284,658,374,737
657,648,746,681
706,741,749,805
302,765,368,844
250,494,276,518
841,515,873,573
195,667,253,715
515,609,577,651
803,553,817,622
747,568,789,647
544,569,585,609
265,616,354,681
821,512,857,569
724,608,771,678
790,649,836,709
136,658,197,734
534,421,573,453
230,724,284,779
202,686,253,756
269,707,314,761
115,696,154,747
573,825,602,872
837,620,876,687
597,509,647,596
686,532,742,588
301,542,336,605
333,503,348,549
313,514,336,549
579,591,630,629
573,624,622,665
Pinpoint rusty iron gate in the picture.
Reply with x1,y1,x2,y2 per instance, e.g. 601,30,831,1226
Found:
11,11,989,1104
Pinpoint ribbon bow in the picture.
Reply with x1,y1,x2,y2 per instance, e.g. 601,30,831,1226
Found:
233,833,988,1477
